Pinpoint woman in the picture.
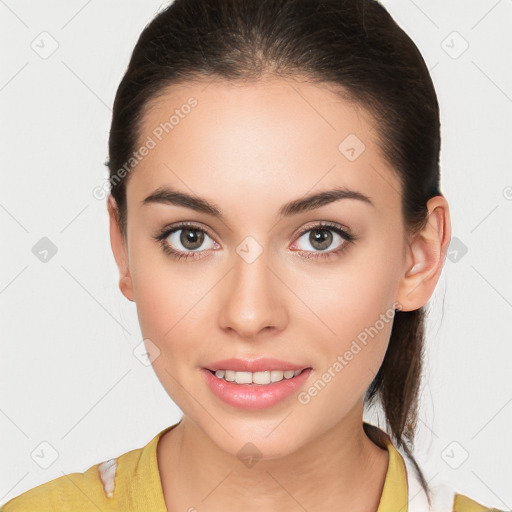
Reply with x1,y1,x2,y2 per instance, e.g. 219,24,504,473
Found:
1,0,503,510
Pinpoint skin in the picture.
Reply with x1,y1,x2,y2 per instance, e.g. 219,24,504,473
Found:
108,76,451,512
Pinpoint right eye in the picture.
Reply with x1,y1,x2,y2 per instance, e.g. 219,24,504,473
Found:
153,222,220,261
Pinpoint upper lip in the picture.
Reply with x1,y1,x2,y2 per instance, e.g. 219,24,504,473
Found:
204,358,311,372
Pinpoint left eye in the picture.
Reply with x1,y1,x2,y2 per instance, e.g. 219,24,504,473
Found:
292,224,354,254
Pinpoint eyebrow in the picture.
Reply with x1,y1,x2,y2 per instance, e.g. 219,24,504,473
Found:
141,185,374,219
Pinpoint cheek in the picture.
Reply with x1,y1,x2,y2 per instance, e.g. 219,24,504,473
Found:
286,247,401,347
131,260,214,407
290,240,401,408
129,255,191,364
128,231,207,336
299,308,394,425
133,266,211,345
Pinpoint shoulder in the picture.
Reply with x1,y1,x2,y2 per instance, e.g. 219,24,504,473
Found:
413,477,507,511
421,475,504,511
365,423,506,512
453,492,508,512
0,441,149,512
0,461,116,511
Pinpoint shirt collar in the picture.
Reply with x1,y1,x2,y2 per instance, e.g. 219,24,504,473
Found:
363,422,410,512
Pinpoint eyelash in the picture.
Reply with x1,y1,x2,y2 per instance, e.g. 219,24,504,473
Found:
153,221,357,262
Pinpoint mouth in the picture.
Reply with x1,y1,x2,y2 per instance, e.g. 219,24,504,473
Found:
201,366,313,410
206,367,312,386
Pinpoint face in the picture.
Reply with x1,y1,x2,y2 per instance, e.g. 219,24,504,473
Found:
111,77,416,459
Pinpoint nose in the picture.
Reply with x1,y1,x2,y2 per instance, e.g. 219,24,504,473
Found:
218,246,287,341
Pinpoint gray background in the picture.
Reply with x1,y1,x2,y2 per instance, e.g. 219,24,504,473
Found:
1,0,511,508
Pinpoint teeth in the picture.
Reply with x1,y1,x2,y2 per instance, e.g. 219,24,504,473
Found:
213,368,304,385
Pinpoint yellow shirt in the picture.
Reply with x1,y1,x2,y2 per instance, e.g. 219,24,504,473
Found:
0,422,501,511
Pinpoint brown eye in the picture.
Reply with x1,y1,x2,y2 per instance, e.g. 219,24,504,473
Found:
307,228,333,251
295,226,348,253
179,228,205,250
154,222,220,261
290,222,356,261
164,227,216,253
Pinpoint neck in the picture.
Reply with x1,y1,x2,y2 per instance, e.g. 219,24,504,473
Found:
157,408,389,512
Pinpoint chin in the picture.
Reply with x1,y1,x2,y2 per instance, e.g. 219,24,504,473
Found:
203,420,308,462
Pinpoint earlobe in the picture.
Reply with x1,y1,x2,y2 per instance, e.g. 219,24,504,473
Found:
396,195,451,312
107,195,135,302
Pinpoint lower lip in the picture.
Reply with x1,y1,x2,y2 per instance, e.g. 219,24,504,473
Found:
201,368,312,410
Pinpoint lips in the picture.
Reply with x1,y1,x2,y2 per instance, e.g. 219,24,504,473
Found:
204,357,311,373
201,366,313,410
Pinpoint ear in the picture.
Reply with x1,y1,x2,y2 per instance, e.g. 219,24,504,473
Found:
107,194,134,302
396,195,451,312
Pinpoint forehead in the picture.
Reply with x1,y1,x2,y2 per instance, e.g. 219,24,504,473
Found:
128,77,401,218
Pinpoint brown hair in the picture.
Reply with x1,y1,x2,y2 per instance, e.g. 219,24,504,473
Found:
106,0,441,501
